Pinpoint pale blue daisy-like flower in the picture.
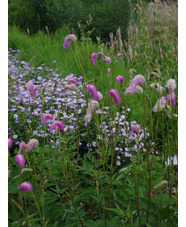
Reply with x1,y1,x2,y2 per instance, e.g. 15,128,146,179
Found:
92,142,97,147
13,134,18,139
116,161,121,166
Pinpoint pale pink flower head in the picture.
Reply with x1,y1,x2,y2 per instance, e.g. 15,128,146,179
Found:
26,81,39,98
124,83,137,96
116,53,122,58
89,100,99,111
109,89,121,106
63,34,77,49
115,75,124,83
166,92,176,107
153,97,167,112
166,181,169,187
8,138,12,148
103,56,111,63
19,181,33,192
132,124,141,133
90,53,97,65
131,74,145,86
41,113,54,124
85,113,92,124
15,154,25,169
107,68,111,74
19,141,26,150
87,84,98,100
50,120,64,131
165,79,176,93
97,91,103,100
25,139,39,152
67,76,77,84
98,52,104,57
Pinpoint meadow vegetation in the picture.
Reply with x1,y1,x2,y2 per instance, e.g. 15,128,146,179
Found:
8,0,178,226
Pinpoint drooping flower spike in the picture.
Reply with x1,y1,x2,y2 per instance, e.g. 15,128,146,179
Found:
8,138,12,148
25,139,39,152
166,91,176,107
165,79,176,93
103,56,111,63
63,34,77,49
41,113,54,124
97,91,103,100
67,76,77,84
50,120,64,131
18,181,33,192
26,81,39,98
87,84,98,100
15,154,25,169
132,124,141,133
90,53,97,65
116,53,122,58
107,68,111,74
19,141,26,150
109,89,121,106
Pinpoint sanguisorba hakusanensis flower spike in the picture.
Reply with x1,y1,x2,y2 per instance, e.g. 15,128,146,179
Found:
165,78,176,93
107,68,111,74
125,74,145,96
25,139,39,152
153,97,167,112
26,80,39,98
41,113,54,124
115,75,124,83
19,141,26,150
49,120,64,131
132,124,141,133
97,91,103,100
90,53,97,65
103,56,111,63
109,89,121,106
116,53,122,58
63,34,77,49
67,76,77,84
166,91,176,107
87,84,98,100
15,154,25,169
18,181,33,192
8,138,12,148
150,83,163,94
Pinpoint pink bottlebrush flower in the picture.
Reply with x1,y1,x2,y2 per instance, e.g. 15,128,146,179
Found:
124,83,138,96
18,181,33,192
8,138,12,148
19,141,26,150
132,124,141,133
67,76,77,84
15,154,25,169
98,52,104,57
166,92,176,107
107,68,111,74
87,84,98,100
166,181,169,187
26,81,39,98
97,91,103,100
89,100,99,111
109,89,121,106
50,120,64,131
25,139,39,152
131,74,145,85
116,53,122,58
41,113,54,124
115,75,124,83
69,84,77,91
63,34,77,49
103,56,111,63
90,53,97,65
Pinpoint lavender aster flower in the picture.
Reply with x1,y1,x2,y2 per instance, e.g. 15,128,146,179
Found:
109,89,121,106
50,120,64,131
41,113,54,124
90,53,97,65
19,181,33,192
15,154,25,169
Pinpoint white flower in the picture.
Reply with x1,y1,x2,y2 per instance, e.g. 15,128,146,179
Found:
165,79,176,93
150,83,163,93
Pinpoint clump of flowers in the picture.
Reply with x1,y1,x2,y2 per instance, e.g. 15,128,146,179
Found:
109,89,121,106
150,83,163,93
18,181,33,192
63,34,77,49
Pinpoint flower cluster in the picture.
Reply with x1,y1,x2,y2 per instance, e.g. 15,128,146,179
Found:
63,34,77,49
125,74,145,95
